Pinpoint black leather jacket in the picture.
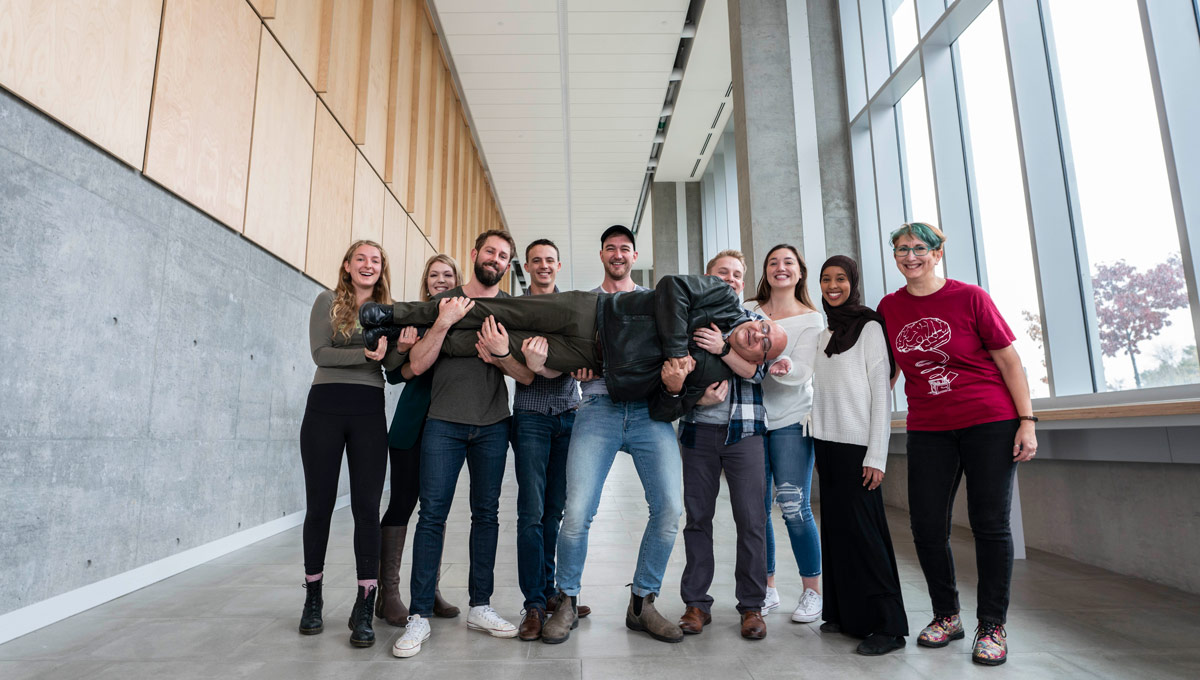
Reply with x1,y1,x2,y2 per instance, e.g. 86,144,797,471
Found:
596,275,756,422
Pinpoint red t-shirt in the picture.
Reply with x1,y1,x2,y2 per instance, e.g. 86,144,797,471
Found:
877,279,1018,431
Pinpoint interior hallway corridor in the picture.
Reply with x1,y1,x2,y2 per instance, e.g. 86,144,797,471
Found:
3,455,1199,679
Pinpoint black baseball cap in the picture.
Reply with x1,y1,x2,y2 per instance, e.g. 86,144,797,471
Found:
600,224,636,249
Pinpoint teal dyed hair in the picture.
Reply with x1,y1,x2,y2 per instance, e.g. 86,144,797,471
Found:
889,222,947,250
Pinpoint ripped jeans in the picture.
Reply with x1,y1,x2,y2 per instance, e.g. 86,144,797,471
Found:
764,423,822,578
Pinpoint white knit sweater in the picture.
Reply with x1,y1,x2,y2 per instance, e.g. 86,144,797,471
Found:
810,321,893,472
747,303,825,431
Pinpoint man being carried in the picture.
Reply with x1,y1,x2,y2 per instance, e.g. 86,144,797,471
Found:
361,237,787,423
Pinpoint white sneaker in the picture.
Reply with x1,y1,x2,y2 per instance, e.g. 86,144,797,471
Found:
761,586,781,614
392,614,431,658
466,605,518,638
791,588,823,623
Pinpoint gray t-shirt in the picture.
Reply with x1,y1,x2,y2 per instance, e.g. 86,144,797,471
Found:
580,283,650,399
425,286,513,427
688,388,732,425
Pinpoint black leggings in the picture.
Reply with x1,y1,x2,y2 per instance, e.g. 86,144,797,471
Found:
381,430,423,527
300,383,388,580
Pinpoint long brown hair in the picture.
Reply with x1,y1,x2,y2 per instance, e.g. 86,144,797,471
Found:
750,244,816,311
420,254,462,301
331,240,392,339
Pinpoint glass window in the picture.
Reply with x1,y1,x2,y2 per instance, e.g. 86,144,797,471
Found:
896,79,938,228
886,0,918,67
1045,0,1198,391
955,3,1049,397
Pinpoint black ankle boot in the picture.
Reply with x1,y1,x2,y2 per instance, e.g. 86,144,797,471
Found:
358,302,393,328
348,585,377,647
299,579,323,635
363,325,405,352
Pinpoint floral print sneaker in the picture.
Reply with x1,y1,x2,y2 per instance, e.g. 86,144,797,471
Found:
973,621,1008,665
917,614,965,648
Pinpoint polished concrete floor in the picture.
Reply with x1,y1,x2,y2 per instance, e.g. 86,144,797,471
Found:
4,454,1200,679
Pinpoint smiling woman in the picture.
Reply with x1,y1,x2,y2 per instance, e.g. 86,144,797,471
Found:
297,239,406,649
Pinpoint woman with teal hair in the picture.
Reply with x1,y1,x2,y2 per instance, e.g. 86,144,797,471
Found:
876,222,1038,666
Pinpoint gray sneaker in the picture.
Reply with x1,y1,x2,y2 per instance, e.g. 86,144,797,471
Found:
625,593,683,643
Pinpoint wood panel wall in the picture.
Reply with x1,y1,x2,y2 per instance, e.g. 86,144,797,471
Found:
0,0,506,299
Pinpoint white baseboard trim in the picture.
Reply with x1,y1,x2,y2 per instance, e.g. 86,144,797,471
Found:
0,492,355,646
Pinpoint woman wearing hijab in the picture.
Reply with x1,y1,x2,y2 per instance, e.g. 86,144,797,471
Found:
810,255,908,656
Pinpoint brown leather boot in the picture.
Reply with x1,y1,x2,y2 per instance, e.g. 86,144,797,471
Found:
433,573,460,618
518,606,546,641
547,591,591,618
678,606,711,635
625,593,683,643
375,526,409,625
741,610,767,640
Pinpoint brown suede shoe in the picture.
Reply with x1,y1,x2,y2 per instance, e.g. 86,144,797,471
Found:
625,593,683,643
741,611,767,640
518,607,546,641
375,526,409,625
547,591,591,618
542,594,579,645
678,606,712,635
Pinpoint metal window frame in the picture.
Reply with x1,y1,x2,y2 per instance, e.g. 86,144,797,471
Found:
843,0,1200,404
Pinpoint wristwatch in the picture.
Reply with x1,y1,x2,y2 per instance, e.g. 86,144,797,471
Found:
1018,415,1038,423
718,341,732,357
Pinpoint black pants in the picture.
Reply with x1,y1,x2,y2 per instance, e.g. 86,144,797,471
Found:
381,426,423,527
390,291,601,373
679,424,767,614
906,418,1019,625
815,439,908,637
299,384,388,580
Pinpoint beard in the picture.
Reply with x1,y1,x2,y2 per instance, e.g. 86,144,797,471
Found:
474,259,505,287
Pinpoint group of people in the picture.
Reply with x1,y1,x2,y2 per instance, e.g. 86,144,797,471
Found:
297,220,1037,667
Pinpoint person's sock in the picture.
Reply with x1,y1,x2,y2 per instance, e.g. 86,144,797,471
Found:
305,572,323,583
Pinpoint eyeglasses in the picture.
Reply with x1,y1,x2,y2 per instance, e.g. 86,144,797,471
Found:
893,245,935,258
759,321,772,362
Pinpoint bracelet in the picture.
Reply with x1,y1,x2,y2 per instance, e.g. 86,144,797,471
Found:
1018,415,1038,423
489,349,511,358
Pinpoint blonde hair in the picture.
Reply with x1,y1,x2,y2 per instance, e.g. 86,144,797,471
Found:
330,240,392,339
705,249,746,273
420,254,462,301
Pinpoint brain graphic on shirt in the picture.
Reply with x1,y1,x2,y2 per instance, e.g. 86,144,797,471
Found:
895,317,952,354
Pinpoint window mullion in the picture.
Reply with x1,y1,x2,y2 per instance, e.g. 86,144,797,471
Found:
1138,0,1200,357
998,0,1099,395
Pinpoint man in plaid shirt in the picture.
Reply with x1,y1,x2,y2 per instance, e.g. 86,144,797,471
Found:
675,250,773,641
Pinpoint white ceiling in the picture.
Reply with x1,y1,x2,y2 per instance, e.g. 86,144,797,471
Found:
432,0,689,289
655,0,733,182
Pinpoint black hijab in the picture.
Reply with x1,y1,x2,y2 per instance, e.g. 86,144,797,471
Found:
820,255,896,378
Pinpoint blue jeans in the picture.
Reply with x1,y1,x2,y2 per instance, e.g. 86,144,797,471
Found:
409,418,510,615
555,394,682,598
764,423,822,578
512,410,575,609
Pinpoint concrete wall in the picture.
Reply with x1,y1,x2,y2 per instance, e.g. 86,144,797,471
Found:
880,453,1200,595
0,89,390,617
